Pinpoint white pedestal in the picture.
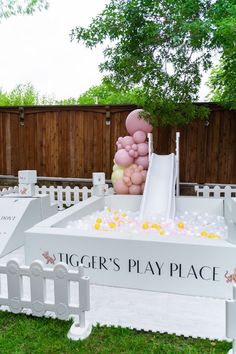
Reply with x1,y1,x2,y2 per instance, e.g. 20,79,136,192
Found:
67,321,92,341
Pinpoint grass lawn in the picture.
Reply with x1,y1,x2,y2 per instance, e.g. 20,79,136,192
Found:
0,311,231,354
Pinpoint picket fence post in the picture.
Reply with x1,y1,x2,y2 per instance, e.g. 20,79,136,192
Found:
226,285,236,354
7,260,23,314
30,261,46,317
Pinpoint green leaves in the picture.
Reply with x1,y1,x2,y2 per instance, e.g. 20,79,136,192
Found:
206,1,236,107
71,0,235,124
0,0,49,20
207,53,236,108
76,81,145,105
0,83,54,106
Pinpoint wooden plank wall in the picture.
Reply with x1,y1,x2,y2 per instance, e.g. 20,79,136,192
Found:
0,104,235,184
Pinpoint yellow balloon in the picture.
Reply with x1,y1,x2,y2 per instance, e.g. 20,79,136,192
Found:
111,167,124,184
113,163,121,172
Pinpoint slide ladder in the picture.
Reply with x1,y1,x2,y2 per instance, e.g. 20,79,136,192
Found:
140,153,176,220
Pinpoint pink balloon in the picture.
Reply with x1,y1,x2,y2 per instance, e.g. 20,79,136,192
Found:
123,176,132,186
117,143,122,150
121,136,134,148
135,155,149,169
133,130,146,144
114,180,129,194
131,172,143,185
130,167,135,174
118,137,123,143
129,184,142,195
125,109,153,135
125,145,131,152
132,144,138,151
137,142,148,156
134,151,138,158
124,169,132,177
141,170,147,181
115,149,134,167
138,165,143,171
128,149,135,157
141,182,145,193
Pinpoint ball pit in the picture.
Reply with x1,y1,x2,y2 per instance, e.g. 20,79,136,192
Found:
25,195,236,299
66,207,227,241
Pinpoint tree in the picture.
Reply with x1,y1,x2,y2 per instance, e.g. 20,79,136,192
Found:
207,1,236,108
0,0,49,20
0,83,53,106
55,81,145,105
77,81,144,105
71,0,235,125
207,57,236,108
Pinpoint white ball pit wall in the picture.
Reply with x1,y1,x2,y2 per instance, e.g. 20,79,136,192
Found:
25,195,236,299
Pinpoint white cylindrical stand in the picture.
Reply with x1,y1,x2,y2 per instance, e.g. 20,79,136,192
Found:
92,172,107,197
18,170,37,197
175,132,180,196
148,133,153,162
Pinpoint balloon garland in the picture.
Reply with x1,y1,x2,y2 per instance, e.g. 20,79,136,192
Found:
111,109,153,194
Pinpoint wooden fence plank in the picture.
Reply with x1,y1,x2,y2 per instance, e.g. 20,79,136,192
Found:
0,105,235,183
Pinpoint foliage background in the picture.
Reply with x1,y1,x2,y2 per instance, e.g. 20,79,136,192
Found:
71,0,236,124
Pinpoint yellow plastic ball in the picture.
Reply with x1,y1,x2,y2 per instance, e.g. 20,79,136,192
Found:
96,217,102,224
200,231,208,237
142,223,149,230
94,223,100,230
159,231,165,236
208,233,220,239
178,222,184,229
108,222,116,229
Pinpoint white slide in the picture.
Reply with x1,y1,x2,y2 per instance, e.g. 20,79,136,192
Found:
140,153,176,220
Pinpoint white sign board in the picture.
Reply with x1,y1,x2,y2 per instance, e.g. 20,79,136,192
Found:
0,195,57,257
25,229,236,299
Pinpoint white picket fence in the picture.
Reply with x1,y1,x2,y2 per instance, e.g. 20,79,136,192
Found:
0,186,19,196
0,259,91,340
35,185,95,209
195,185,236,198
0,185,114,209
1,184,236,209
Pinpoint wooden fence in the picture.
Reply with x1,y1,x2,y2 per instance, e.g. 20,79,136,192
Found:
0,104,235,184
